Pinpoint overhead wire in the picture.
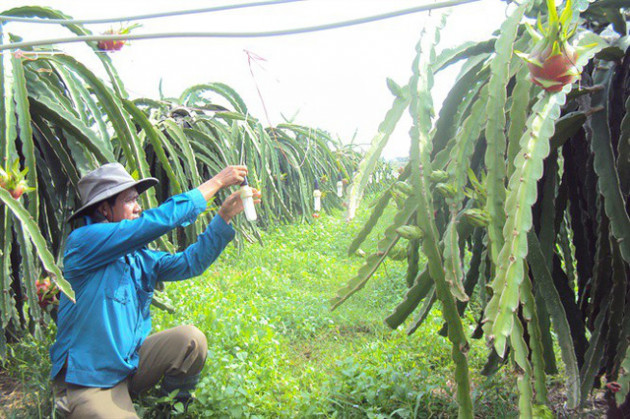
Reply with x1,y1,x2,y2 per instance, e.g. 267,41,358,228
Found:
2,0,480,178
0,0,304,25
0,0,481,51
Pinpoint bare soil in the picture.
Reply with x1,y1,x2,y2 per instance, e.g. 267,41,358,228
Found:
548,383,609,418
0,368,27,418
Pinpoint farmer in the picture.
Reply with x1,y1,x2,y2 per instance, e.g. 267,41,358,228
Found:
50,162,260,418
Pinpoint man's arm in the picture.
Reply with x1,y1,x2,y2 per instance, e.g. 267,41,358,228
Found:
153,213,235,282
64,190,208,276
63,166,248,276
153,186,261,282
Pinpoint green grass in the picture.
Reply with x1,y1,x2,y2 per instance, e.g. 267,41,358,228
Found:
2,201,520,418
152,203,518,418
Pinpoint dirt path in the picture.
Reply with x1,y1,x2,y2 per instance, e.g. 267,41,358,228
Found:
0,369,28,418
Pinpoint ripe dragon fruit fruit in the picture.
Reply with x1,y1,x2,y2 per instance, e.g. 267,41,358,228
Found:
0,158,34,200
516,0,580,92
97,23,141,52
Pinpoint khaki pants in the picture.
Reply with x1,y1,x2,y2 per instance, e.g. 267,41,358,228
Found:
53,325,208,419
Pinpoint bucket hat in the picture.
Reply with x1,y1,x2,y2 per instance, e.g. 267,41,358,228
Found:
68,163,158,222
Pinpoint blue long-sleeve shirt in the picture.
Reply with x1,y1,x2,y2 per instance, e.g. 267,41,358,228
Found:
50,189,235,387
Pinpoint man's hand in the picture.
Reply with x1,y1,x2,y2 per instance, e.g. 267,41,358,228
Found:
197,165,248,202
211,165,248,189
218,188,262,224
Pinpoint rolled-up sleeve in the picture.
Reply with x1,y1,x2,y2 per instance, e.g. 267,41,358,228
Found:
153,213,235,282
64,189,208,276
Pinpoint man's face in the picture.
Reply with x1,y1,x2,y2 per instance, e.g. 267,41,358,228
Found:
110,187,141,222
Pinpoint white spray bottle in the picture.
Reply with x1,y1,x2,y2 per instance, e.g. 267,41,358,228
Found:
313,179,322,212
240,177,257,221
336,174,343,198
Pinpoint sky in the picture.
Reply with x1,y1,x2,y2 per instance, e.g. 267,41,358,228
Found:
1,0,508,159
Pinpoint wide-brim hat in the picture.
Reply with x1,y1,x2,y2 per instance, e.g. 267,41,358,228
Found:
68,162,158,222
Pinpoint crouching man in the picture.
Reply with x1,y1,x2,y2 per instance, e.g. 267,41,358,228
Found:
50,162,261,418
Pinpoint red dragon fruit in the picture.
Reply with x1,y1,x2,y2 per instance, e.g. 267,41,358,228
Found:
0,159,34,200
97,24,141,52
36,277,60,309
516,0,580,92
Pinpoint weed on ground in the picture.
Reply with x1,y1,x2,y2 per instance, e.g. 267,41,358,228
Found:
3,202,522,418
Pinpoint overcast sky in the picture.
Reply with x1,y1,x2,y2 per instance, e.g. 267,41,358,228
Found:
2,0,508,158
